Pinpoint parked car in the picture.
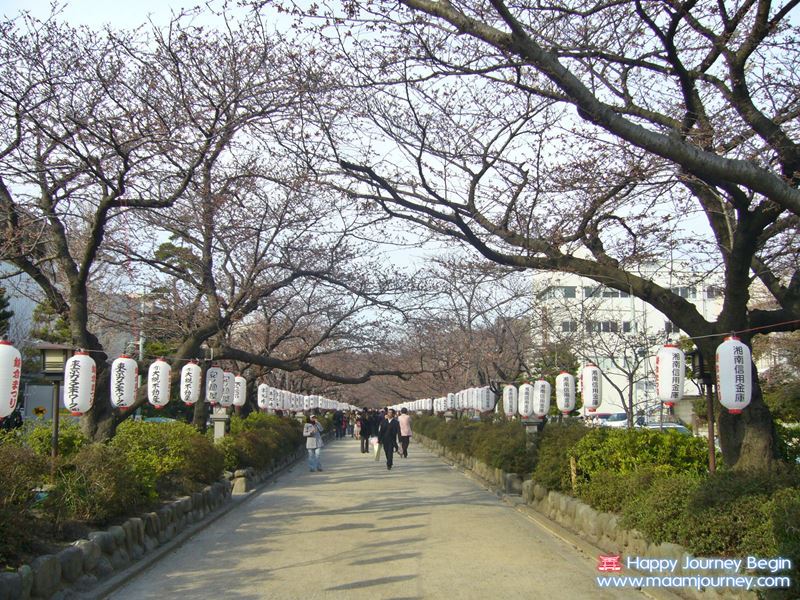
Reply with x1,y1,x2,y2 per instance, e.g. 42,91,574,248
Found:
143,416,177,424
600,412,629,428
640,422,692,435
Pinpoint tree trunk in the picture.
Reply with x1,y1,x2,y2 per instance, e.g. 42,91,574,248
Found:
81,366,117,441
718,361,779,470
193,395,209,432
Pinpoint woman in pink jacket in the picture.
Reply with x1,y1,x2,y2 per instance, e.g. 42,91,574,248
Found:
398,408,412,458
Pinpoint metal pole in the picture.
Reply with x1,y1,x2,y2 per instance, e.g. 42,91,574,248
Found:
706,382,716,473
51,380,60,471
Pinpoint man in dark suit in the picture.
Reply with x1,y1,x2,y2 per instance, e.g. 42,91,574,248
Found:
358,410,372,453
377,408,401,470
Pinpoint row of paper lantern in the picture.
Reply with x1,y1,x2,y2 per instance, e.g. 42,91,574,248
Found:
390,386,496,414
655,337,752,414
0,337,754,419
255,385,353,413
384,337,753,419
0,347,349,417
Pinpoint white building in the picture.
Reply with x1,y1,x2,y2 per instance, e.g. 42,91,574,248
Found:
530,262,724,417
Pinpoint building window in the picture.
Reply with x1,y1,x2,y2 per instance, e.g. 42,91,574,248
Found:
622,321,632,333
561,320,578,333
671,286,697,299
601,287,630,298
706,286,723,299
540,286,577,300
665,321,680,334
587,320,620,333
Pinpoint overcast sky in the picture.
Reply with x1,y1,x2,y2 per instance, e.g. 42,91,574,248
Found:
0,0,220,28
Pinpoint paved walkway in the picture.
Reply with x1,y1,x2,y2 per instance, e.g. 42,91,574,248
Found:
113,438,642,600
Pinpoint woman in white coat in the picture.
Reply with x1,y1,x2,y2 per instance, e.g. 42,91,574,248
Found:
304,414,324,472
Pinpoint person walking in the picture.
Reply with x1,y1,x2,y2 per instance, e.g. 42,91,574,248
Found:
358,410,372,454
332,410,343,439
398,407,412,458
377,408,400,470
304,414,324,472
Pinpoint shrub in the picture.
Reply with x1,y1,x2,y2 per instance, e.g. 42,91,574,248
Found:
46,444,149,525
0,441,47,566
415,416,535,473
109,420,223,498
620,471,703,546
570,427,708,484
222,413,303,472
531,420,588,493
26,421,88,459
473,420,535,474
775,423,800,465
767,487,800,600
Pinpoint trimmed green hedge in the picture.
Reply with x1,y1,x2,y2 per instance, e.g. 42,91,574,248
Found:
415,415,536,474
569,427,709,484
110,420,223,499
531,420,588,492
219,413,303,472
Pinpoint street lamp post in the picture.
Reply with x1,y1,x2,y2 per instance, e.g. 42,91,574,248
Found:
688,347,716,473
36,344,71,466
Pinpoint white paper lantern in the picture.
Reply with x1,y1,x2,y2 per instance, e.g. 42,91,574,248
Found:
63,351,96,416
231,375,246,408
518,383,534,418
477,387,493,412
272,388,283,411
205,366,224,405
446,393,455,411
111,355,138,411
180,361,201,405
581,364,602,413
716,336,752,414
533,379,551,417
656,344,685,407
219,372,234,408
147,358,171,409
258,383,269,410
503,385,518,417
424,398,433,412
555,372,576,415
0,341,22,420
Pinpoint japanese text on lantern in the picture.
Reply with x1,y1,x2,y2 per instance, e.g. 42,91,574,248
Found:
182,370,193,400
671,354,681,399
733,346,746,403
67,360,81,411
150,365,161,401
114,363,126,399
10,356,21,406
591,370,600,402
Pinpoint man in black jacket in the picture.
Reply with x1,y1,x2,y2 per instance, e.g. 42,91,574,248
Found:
358,410,372,453
377,409,401,470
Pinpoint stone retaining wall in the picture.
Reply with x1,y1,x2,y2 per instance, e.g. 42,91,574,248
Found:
415,433,756,600
1,443,309,600
0,480,231,600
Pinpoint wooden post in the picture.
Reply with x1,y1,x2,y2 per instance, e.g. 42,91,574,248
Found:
570,455,578,495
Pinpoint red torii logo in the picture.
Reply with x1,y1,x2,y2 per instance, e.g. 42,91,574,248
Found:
597,555,622,572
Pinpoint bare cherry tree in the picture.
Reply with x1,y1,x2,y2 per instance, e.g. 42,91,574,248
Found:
285,0,800,468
